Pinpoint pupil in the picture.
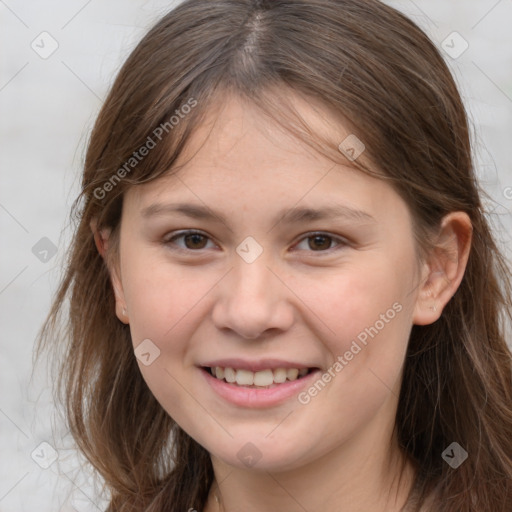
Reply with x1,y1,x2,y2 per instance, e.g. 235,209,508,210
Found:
309,235,331,251
185,234,207,249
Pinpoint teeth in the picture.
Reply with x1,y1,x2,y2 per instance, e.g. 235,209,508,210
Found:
235,369,254,386
210,366,310,386
273,368,287,383
224,367,236,383
287,368,299,380
253,369,274,387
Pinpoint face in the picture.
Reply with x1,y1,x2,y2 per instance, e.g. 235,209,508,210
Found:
111,92,425,473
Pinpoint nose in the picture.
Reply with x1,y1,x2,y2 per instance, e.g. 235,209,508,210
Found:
211,257,295,340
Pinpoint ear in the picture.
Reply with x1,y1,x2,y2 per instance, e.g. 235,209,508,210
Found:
413,212,472,325
90,218,130,325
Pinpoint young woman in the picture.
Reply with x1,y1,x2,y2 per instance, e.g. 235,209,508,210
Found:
36,1,512,510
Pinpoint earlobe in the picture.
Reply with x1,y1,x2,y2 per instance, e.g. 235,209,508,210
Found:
115,301,130,325
412,212,472,326
111,267,130,325
412,270,446,325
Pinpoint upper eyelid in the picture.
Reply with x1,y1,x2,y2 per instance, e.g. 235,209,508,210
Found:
293,232,345,245
164,229,218,246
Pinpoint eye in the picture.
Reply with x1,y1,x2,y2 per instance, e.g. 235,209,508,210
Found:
163,230,216,251
294,232,347,252
162,230,348,254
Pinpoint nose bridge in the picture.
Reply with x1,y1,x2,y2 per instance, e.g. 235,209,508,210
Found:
233,255,274,301
212,252,293,339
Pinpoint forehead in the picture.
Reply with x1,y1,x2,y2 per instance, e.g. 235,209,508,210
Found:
123,92,407,225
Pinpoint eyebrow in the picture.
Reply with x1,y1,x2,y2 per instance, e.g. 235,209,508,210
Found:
140,202,376,227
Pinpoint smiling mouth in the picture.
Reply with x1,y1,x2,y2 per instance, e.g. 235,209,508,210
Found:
202,366,318,388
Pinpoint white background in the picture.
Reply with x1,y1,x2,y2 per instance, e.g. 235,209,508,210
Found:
1,1,511,510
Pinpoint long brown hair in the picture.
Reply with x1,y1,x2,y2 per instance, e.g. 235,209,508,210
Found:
34,0,512,510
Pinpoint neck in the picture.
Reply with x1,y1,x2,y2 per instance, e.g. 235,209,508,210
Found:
205,419,418,512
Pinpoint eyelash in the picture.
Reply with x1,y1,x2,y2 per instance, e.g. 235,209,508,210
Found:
163,229,349,255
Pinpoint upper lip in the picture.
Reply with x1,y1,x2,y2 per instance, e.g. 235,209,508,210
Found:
200,358,318,372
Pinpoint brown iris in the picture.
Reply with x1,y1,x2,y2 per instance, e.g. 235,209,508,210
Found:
308,234,333,251
184,233,208,249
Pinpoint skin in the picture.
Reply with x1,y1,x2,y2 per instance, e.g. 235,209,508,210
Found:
94,92,472,512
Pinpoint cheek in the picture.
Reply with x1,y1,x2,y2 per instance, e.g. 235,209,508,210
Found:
292,256,412,349
289,267,413,448
120,257,216,429
290,255,416,416
121,251,218,347
119,251,227,410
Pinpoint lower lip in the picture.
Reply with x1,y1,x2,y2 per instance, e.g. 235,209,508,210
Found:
200,368,321,408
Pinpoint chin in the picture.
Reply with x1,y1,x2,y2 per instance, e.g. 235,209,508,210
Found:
206,436,317,473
